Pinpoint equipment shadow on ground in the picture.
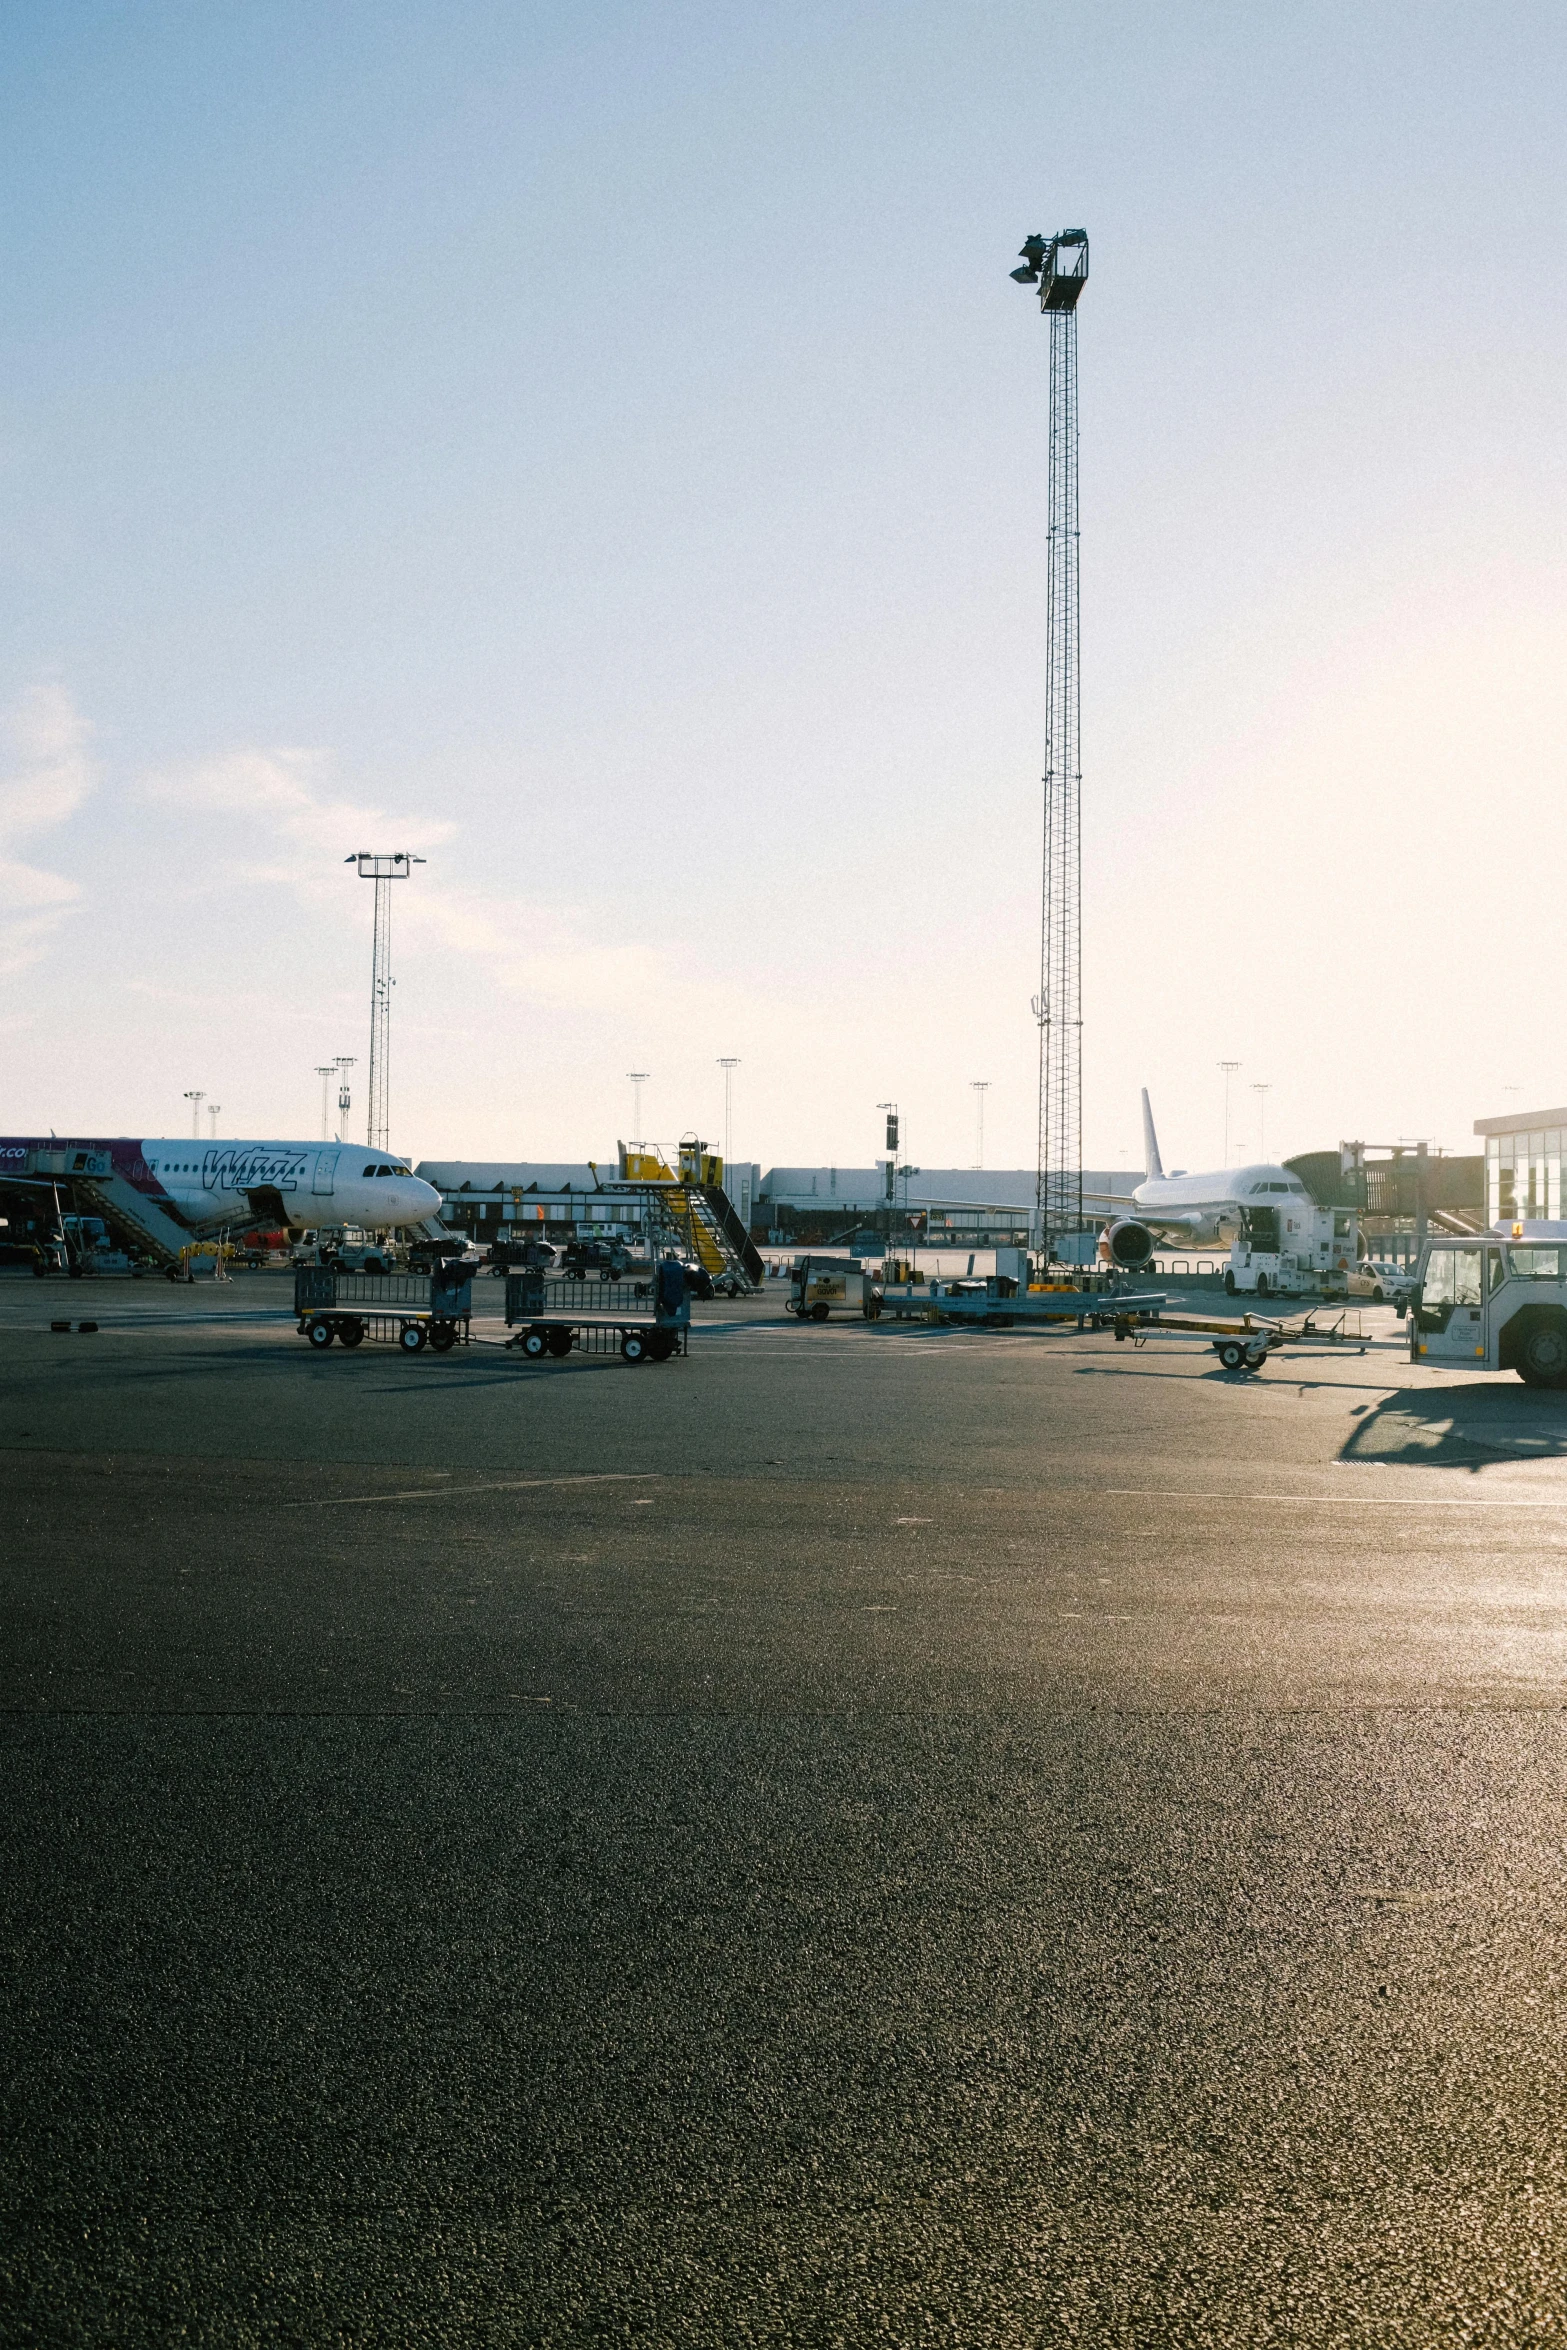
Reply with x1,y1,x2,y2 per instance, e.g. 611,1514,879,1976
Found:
1339,1382,1567,1473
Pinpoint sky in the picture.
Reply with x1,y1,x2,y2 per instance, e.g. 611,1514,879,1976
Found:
2,1,1564,1176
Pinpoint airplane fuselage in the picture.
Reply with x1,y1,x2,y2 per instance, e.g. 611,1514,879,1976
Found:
1130,1161,1313,1246
0,1136,441,1237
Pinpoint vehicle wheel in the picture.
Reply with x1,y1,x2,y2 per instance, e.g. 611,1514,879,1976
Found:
649,1332,674,1361
1516,1316,1567,1387
1217,1340,1246,1370
399,1322,426,1353
1223,1268,1236,1295
811,1302,830,1322
1255,1272,1270,1297
522,1329,549,1358
547,1329,573,1358
1371,1285,1384,1303
429,1324,457,1352
307,1320,335,1349
1395,1301,1407,1320
338,1319,365,1348
621,1330,648,1362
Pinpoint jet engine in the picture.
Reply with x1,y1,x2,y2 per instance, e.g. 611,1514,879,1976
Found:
1099,1217,1156,1271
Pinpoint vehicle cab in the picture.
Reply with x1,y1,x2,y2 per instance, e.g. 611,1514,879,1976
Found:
1411,1227,1567,1386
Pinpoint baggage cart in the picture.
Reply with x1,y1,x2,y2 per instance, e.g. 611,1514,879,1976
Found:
293,1264,474,1354
502,1269,689,1365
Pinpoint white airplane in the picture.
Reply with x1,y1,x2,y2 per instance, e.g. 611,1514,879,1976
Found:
0,1134,441,1240
1093,1091,1313,1269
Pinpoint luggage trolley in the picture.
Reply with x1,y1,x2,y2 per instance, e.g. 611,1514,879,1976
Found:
502,1268,690,1365
294,1264,474,1355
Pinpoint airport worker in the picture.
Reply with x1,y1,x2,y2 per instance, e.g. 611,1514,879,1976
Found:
656,1252,686,1323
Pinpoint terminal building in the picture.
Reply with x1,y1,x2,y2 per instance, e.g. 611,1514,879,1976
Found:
1474,1104,1567,1227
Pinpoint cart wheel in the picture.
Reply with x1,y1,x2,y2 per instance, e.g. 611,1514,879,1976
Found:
1217,1340,1245,1370
522,1328,549,1358
1243,1346,1268,1371
429,1323,457,1352
338,1319,365,1348
811,1302,830,1322
399,1322,426,1353
547,1328,573,1358
649,1332,674,1362
621,1330,648,1362
307,1319,335,1350
1223,1268,1236,1295
1255,1273,1270,1297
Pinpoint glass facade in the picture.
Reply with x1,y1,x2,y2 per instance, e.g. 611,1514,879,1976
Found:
1487,1130,1563,1226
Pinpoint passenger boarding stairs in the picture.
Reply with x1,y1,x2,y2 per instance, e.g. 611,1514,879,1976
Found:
25,1148,192,1270
615,1143,765,1293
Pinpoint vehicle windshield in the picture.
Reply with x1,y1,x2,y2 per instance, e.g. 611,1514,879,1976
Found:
1422,1248,1482,1307
1507,1246,1562,1281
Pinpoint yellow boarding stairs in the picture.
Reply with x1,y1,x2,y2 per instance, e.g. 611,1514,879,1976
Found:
618,1142,764,1292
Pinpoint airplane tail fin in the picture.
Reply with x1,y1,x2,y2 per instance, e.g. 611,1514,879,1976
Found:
1141,1089,1165,1182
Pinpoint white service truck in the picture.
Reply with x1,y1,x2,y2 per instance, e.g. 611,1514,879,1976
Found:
1410,1228,1567,1387
1226,1199,1358,1299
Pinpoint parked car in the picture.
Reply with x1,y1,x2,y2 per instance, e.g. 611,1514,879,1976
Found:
1348,1257,1416,1310
561,1238,633,1280
485,1237,556,1275
407,1234,484,1272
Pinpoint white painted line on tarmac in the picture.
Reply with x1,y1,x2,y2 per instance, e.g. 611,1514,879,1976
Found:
301,1472,662,1508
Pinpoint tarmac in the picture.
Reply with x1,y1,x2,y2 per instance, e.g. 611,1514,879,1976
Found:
5,1272,1567,2343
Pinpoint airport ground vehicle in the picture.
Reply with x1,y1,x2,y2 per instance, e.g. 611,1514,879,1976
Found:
52,1214,138,1277
789,1258,876,1321
1410,1231,1567,1386
560,1237,634,1280
1348,1257,1415,1309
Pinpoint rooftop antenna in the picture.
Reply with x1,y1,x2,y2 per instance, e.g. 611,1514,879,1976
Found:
345,854,423,1150
1013,227,1088,1266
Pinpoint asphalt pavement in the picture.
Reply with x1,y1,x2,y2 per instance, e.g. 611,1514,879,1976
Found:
4,1272,1567,2344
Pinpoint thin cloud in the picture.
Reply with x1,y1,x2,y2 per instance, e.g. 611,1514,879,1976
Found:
145,740,701,1017
0,684,95,974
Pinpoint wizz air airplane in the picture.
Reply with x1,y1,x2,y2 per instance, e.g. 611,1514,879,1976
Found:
0,1135,441,1240
1093,1091,1313,1269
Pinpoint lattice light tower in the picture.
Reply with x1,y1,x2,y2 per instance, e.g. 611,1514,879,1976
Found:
345,853,424,1150
1012,228,1088,1265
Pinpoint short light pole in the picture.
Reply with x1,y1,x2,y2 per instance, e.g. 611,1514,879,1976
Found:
209,1104,221,1140
970,1081,990,1171
184,1090,205,1139
717,1058,739,1173
315,1066,336,1142
627,1072,649,1148
345,852,424,1150
1218,1061,1240,1165
335,1057,356,1139
1251,1082,1272,1161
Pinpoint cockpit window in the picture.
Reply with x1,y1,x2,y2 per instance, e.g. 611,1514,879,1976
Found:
362,1165,376,1176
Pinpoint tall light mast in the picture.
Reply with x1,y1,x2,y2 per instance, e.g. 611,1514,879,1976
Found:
345,853,423,1150
1012,228,1088,1266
